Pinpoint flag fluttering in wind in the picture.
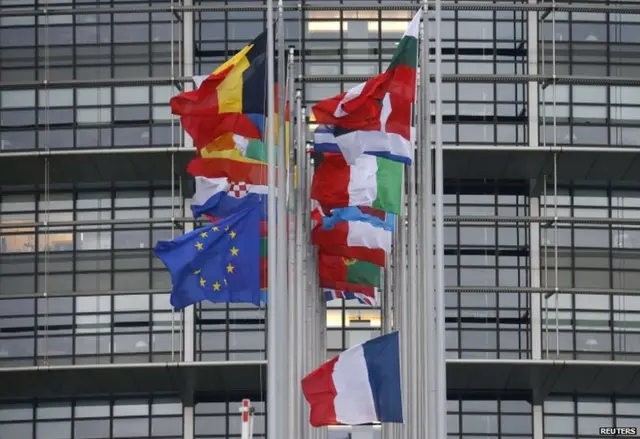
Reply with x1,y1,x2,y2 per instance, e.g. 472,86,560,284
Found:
323,288,379,306
153,207,262,309
191,176,267,220
170,30,270,151
318,253,381,290
311,11,421,164
311,152,403,215
311,207,392,267
301,332,403,426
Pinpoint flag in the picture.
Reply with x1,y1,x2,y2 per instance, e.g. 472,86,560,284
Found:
323,288,379,306
301,332,402,426
191,176,267,220
318,253,381,289
153,207,262,309
206,215,269,291
311,11,421,164
200,132,280,164
187,155,268,185
321,206,395,233
311,153,403,215
311,215,391,267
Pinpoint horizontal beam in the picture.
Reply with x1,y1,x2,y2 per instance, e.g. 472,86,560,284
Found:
3,74,640,90
2,359,640,402
1,286,638,301
4,215,640,231
1,2,639,16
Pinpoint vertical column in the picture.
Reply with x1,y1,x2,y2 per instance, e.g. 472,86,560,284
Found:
527,2,544,439
182,2,195,439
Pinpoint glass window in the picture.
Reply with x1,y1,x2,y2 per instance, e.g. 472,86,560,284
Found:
114,86,149,105
1,90,36,109
76,88,111,106
112,418,149,437
35,421,71,439
38,89,73,108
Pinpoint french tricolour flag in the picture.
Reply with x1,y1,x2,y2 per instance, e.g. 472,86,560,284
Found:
301,332,403,427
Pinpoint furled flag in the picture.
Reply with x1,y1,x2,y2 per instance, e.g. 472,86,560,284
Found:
318,253,381,292
191,176,267,220
153,207,262,309
311,153,403,215
324,288,379,306
301,332,402,426
311,10,421,164
311,207,392,266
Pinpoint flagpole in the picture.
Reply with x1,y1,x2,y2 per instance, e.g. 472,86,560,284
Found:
396,185,407,439
381,252,394,439
419,4,437,439
433,2,448,439
286,46,298,439
407,73,419,439
276,1,290,436
294,90,305,439
265,0,283,438
300,106,315,439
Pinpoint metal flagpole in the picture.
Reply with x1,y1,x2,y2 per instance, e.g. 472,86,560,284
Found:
408,70,419,439
419,4,437,439
433,1,448,439
265,0,282,439
276,1,290,436
294,90,305,439
286,47,298,439
381,252,394,439
396,191,407,439
300,106,315,439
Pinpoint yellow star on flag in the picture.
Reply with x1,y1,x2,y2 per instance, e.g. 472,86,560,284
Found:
199,277,206,287
226,263,235,274
230,246,239,256
200,231,208,238
229,230,237,239
195,242,204,251
213,281,221,291
212,226,219,232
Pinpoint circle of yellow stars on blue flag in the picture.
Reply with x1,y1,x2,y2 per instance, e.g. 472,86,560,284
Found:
191,224,240,294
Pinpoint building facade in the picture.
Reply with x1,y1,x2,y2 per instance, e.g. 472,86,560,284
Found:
1,1,640,439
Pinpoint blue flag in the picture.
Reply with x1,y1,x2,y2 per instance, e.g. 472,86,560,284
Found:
154,207,261,309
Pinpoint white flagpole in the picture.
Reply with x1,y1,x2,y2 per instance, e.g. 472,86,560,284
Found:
433,1,448,439
396,188,407,439
265,1,282,439
300,106,315,439
419,5,437,439
276,1,290,436
381,251,395,439
286,47,298,439
294,90,305,439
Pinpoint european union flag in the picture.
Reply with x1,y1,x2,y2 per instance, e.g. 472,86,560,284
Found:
153,207,261,310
